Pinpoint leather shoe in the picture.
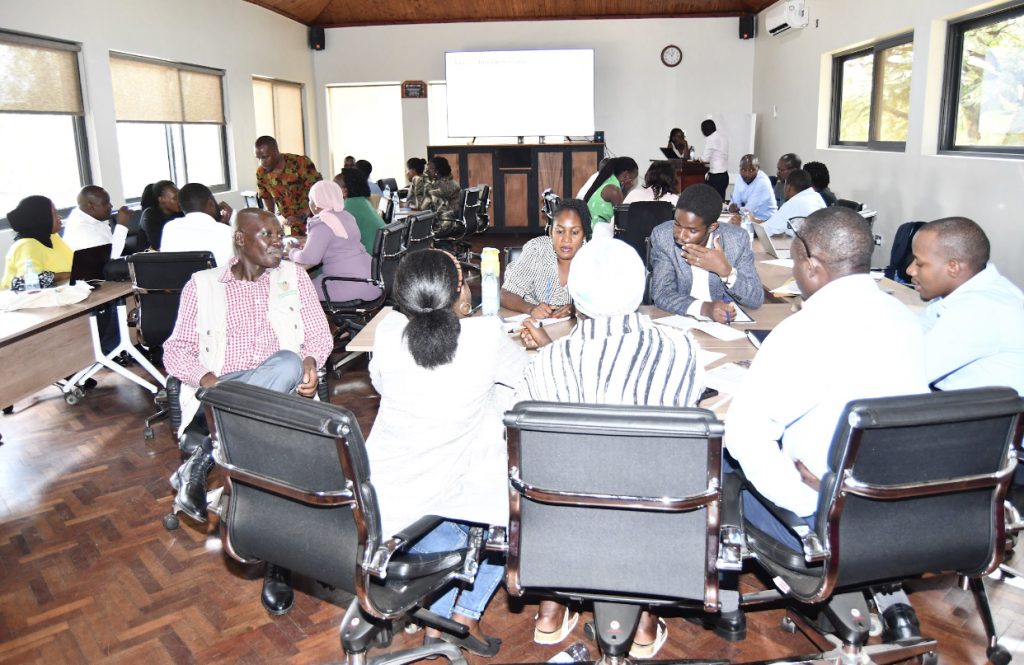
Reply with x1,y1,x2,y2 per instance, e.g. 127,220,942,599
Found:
178,431,210,456
881,603,921,645
169,442,214,522
686,609,746,642
262,564,294,615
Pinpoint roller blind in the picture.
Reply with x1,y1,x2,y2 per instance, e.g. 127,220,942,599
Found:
0,35,83,114
110,53,223,123
252,78,304,154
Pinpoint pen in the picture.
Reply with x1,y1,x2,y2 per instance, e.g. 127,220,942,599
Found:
723,294,732,325
545,277,552,304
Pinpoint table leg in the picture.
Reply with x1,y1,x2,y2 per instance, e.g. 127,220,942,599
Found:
83,305,160,394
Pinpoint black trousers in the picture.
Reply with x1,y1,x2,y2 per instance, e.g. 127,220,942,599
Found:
706,171,729,201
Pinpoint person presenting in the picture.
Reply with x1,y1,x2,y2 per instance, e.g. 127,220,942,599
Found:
774,153,801,206
728,154,777,221
160,183,235,267
699,119,729,200
367,249,528,657
757,169,825,236
650,184,764,323
515,237,704,658
163,208,332,615
62,185,131,259
582,157,638,239
338,167,385,254
2,195,73,290
501,199,588,320
623,160,679,206
723,206,929,642
666,127,690,159
906,217,1024,395
422,156,463,237
255,135,322,234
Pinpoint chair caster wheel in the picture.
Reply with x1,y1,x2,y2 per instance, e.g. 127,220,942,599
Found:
143,427,155,440
987,644,1011,665
65,391,80,406
163,513,180,530
583,621,596,641
2,405,13,414
332,369,342,380
780,616,797,634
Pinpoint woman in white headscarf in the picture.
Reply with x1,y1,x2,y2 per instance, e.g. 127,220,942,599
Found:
288,180,383,302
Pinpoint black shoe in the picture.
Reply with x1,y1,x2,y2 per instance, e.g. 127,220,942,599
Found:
262,564,294,615
881,604,921,645
170,442,214,522
82,378,98,391
178,431,210,456
687,610,746,642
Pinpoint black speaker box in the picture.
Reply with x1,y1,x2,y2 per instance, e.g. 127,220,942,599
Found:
594,130,605,143
309,26,325,50
739,15,755,40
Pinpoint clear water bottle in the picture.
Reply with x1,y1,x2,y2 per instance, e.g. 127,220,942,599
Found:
481,247,500,316
382,185,391,200
740,208,755,242
22,258,40,292
392,190,400,212
688,146,696,161
547,640,591,663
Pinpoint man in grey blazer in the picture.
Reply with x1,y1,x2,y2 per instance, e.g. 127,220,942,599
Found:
650,184,764,323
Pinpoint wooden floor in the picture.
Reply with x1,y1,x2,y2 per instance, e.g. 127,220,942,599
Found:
1,359,1023,664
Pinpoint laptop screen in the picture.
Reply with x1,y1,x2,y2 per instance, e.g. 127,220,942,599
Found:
70,244,112,284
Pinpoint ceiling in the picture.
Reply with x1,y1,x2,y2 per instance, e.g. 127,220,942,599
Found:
244,0,778,28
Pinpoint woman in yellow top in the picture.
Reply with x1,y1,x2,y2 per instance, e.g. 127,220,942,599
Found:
2,195,73,290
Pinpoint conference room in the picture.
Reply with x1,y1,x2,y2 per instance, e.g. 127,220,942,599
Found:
2,0,1023,663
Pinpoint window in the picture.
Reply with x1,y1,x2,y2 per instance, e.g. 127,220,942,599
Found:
0,32,90,221
110,53,228,199
830,34,914,150
941,4,1024,155
253,78,305,155
326,84,405,183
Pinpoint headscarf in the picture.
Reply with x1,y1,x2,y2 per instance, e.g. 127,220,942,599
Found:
568,238,645,318
308,180,349,239
7,195,55,249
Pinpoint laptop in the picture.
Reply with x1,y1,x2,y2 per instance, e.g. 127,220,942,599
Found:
751,222,789,260
659,147,680,160
70,243,112,285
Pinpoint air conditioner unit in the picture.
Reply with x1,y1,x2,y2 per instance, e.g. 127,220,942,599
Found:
766,0,809,36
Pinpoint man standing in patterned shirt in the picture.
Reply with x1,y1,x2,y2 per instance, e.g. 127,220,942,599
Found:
255,135,322,234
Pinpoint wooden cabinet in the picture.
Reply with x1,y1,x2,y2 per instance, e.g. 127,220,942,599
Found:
427,142,604,233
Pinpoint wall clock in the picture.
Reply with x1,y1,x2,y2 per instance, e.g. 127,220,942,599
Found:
661,45,682,67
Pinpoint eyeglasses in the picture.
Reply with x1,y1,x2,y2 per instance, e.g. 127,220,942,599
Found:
786,219,813,261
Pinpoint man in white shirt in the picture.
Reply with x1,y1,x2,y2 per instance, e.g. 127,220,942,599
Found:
758,169,825,236
907,217,1024,395
723,206,929,641
699,119,729,201
774,153,801,206
62,186,131,258
160,183,235,267
727,155,777,221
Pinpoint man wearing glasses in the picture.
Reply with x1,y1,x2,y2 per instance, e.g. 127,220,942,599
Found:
756,169,826,236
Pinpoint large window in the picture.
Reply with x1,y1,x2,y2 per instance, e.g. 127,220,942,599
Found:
830,34,914,150
253,78,305,155
110,54,228,200
326,84,405,183
941,4,1024,156
0,32,90,221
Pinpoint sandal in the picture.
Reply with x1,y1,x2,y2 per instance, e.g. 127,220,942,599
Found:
629,618,668,659
440,632,502,657
534,608,580,645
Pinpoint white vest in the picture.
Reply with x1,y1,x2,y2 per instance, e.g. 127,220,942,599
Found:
178,261,304,435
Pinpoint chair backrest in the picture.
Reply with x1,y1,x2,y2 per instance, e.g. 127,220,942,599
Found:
884,221,925,283
371,218,409,299
377,196,395,224
504,245,523,268
198,382,389,611
405,211,436,253
803,388,1024,602
460,187,481,236
505,401,725,610
241,191,264,209
127,251,216,351
642,236,654,306
476,184,491,233
618,201,674,261
377,177,399,194
835,198,863,212
612,203,630,236
541,188,560,224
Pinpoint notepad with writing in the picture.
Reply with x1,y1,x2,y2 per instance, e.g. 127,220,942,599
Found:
653,315,747,341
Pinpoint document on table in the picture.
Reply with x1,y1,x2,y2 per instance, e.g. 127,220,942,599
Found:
704,362,749,394
652,315,748,341
770,279,802,297
698,349,726,368
730,304,754,323
501,313,572,334
760,258,794,268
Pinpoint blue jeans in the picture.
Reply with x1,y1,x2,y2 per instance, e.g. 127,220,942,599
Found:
742,490,816,553
221,350,304,393
408,521,505,621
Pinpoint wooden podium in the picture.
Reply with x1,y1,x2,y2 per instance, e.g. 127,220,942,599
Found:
669,159,709,192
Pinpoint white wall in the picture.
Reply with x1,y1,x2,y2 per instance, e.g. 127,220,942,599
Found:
313,18,756,179
1,0,318,256
752,0,1024,286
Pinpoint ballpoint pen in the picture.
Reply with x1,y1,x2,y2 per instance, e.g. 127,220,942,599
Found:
723,294,733,325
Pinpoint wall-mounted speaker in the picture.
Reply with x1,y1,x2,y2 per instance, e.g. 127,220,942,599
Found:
594,130,605,143
739,15,756,40
309,26,325,51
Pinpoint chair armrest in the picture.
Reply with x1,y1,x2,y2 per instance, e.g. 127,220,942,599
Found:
363,515,448,580
386,551,465,580
717,473,746,571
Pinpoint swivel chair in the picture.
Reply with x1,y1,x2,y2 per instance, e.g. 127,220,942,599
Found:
405,211,436,253
439,187,480,265
541,189,560,233
475,184,491,234
197,381,483,665
618,201,674,262
377,177,399,196
503,401,739,664
736,388,1024,665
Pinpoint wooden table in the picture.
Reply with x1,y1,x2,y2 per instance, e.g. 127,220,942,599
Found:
0,282,132,407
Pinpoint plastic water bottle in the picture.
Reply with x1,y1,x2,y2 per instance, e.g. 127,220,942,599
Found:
688,146,696,161
391,190,400,212
382,184,391,200
481,247,500,316
547,640,591,663
740,208,755,242
22,258,40,292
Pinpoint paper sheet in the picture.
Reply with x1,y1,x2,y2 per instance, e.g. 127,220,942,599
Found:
704,362,749,394
770,279,802,296
760,258,794,268
730,304,753,323
502,313,572,334
0,282,93,312
653,315,748,341
698,349,726,368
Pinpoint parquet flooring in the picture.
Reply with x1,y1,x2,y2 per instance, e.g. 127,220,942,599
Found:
1,359,1023,664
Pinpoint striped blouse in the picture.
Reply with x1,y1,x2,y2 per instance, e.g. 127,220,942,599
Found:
516,312,704,407
501,236,572,307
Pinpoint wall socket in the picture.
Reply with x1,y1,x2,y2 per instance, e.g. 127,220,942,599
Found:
873,234,883,246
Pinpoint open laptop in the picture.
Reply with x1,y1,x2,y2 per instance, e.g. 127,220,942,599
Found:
70,243,112,285
659,147,680,160
751,222,789,260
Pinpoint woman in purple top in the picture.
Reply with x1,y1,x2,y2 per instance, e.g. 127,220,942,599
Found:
289,180,383,303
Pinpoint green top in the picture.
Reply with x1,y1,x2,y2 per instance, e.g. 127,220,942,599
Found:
345,196,385,254
586,174,620,227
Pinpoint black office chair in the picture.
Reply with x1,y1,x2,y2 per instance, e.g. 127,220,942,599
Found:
541,189,560,233
378,195,396,224
444,187,480,264
642,236,655,306
475,184,491,234
835,198,864,212
127,251,216,440
405,211,436,253
198,381,482,665
503,246,523,269
503,402,737,662
377,177,399,195
241,191,263,209
737,388,1024,665
617,201,673,261
322,219,407,378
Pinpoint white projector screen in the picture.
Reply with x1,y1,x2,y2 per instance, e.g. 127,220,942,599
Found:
445,49,595,138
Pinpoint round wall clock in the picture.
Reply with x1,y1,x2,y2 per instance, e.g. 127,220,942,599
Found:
661,45,683,67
